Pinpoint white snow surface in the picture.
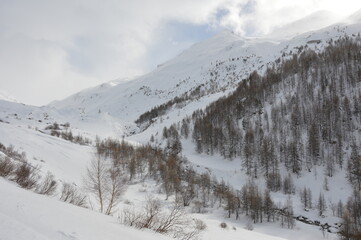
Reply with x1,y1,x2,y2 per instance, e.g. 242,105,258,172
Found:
0,179,171,240
2,10,361,240
0,177,292,240
0,122,93,183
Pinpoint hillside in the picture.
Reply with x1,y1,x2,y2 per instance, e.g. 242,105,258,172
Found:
0,178,172,240
2,9,361,240
50,13,361,141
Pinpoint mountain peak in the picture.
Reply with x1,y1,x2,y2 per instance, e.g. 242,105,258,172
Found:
268,10,342,39
207,29,243,42
348,8,361,22
0,90,19,104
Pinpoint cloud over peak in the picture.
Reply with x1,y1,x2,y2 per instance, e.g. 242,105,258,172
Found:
1,0,360,105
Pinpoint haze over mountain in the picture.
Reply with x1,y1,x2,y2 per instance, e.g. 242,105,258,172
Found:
268,10,342,39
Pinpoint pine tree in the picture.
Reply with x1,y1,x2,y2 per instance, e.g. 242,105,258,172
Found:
347,145,361,190
263,189,274,222
318,192,327,216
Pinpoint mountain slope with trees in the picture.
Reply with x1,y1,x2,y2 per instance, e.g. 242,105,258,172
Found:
188,37,361,238
3,10,361,240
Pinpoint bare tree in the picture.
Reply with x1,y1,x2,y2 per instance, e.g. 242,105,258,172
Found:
84,154,126,215
300,187,312,209
281,196,295,229
84,154,107,213
105,163,126,215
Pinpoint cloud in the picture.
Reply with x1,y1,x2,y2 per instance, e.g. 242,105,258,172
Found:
0,0,360,105
217,0,361,35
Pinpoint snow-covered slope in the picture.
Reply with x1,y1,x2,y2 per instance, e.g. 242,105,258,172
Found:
2,9,361,240
0,178,292,240
0,99,68,129
268,10,342,39
0,91,18,103
348,8,361,22
0,179,172,240
0,122,92,183
49,10,361,139
0,103,300,240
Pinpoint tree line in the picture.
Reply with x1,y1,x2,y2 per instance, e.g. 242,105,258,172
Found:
186,36,361,238
190,37,361,181
89,137,298,227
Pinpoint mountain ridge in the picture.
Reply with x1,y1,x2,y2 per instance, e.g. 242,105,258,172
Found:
46,15,361,139
2,10,361,240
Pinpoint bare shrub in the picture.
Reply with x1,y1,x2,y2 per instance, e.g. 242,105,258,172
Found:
50,129,60,137
179,185,195,206
13,162,39,189
245,218,254,231
194,219,207,231
120,207,144,228
45,122,60,130
191,200,205,214
220,222,227,229
60,183,87,207
3,145,26,162
120,197,204,240
36,172,57,196
0,142,5,151
0,156,15,177
155,201,185,234
0,145,57,195
172,218,206,240
142,196,162,229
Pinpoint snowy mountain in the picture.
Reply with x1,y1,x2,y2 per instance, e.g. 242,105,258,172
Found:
2,8,361,240
267,10,342,39
0,91,19,103
348,8,361,22
49,11,361,141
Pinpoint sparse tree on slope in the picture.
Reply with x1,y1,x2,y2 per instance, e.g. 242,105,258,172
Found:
84,154,126,215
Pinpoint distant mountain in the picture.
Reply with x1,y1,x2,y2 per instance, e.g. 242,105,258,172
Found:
348,8,361,22
268,10,342,39
0,90,19,103
49,12,361,140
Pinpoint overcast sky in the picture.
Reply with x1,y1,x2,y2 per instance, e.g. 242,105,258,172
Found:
1,0,361,106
